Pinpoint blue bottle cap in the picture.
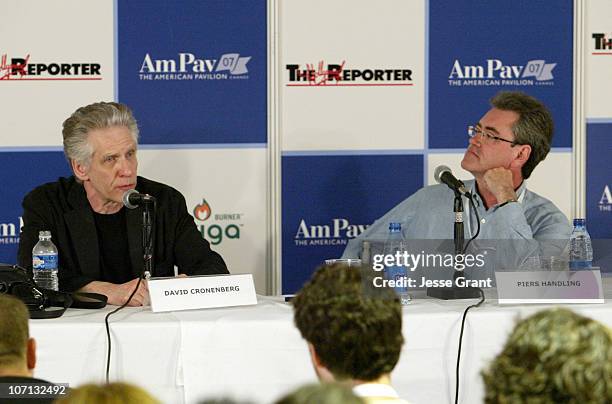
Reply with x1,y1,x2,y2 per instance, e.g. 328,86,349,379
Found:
389,222,401,232
573,218,586,226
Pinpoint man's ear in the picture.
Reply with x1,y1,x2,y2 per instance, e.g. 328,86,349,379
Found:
26,338,36,371
308,343,322,367
71,159,89,181
512,144,532,168
307,343,336,382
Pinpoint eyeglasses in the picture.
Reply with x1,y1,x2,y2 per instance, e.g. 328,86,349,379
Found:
467,125,518,146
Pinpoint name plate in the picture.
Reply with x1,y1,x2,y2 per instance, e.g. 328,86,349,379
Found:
148,274,257,312
495,269,603,304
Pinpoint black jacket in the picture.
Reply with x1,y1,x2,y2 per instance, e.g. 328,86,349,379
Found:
18,176,228,291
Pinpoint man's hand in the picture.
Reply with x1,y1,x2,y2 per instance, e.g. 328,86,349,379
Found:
483,167,517,204
78,279,149,306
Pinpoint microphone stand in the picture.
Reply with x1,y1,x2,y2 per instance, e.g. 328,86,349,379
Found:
427,190,480,300
142,200,155,279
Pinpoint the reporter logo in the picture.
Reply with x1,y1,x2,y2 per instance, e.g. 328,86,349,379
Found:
285,60,413,87
0,53,102,81
193,198,243,245
592,33,612,54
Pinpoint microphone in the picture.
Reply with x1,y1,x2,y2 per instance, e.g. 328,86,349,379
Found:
434,165,467,195
122,189,156,209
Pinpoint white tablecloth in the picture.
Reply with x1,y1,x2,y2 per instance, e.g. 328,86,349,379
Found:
30,278,612,404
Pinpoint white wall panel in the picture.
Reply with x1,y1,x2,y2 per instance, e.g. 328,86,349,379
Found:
138,148,268,293
585,0,612,118
0,0,114,147
280,0,425,151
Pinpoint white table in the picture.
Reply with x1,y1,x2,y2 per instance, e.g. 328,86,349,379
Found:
30,278,612,404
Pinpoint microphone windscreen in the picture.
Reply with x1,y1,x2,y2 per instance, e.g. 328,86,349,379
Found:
122,189,139,209
434,165,452,184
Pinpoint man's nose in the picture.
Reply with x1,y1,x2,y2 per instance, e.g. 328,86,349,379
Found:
118,158,133,176
469,133,482,146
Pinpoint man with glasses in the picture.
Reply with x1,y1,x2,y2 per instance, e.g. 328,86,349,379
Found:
342,91,571,266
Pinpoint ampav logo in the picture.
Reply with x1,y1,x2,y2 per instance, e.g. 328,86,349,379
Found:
447,58,556,87
599,185,612,213
138,52,251,81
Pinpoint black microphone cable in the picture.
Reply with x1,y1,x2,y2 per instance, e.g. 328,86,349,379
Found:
454,191,485,404
104,274,145,383
104,200,156,383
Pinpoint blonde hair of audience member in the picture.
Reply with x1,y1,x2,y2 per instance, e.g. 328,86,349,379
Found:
275,383,365,404
0,294,36,377
482,308,612,403
54,382,160,404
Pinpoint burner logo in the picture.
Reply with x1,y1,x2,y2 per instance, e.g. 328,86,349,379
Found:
192,198,243,245
599,185,612,212
193,199,212,221
447,59,556,87
0,54,102,80
139,52,251,81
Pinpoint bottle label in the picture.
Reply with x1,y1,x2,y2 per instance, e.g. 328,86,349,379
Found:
385,266,409,293
33,254,58,270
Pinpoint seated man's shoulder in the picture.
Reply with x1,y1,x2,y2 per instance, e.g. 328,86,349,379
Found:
136,176,184,201
23,177,75,204
404,182,460,202
523,188,566,217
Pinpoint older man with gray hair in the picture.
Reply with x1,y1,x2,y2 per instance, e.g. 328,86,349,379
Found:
18,102,228,305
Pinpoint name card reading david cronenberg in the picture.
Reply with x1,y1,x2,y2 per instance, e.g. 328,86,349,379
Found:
148,274,257,312
495,269,603,304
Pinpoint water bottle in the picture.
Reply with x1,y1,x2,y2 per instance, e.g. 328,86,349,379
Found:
383,223,411,305
569,218,593,270
32,230,59,291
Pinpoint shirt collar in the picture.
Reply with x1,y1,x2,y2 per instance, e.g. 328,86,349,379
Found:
353,383,399,399
466,179,528,207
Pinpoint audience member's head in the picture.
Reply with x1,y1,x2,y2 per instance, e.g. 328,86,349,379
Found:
482,308,612,403
0,294,36,377
55,382,159,404
275,383,365,404
292,263,403,383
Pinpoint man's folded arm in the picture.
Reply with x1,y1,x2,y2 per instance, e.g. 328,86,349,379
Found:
173,195,229,276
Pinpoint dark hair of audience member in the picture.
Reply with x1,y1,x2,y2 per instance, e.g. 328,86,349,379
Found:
292,263,404,381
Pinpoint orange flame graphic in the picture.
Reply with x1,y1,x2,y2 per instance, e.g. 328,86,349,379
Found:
193,199,211,221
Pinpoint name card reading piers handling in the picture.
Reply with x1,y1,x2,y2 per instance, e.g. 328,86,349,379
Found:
148,274,257,312
495,269,603,304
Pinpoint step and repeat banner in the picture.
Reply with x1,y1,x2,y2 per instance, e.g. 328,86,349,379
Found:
586,0,612,239
279,0,574,293
0,0,268,292
0,1,609,295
